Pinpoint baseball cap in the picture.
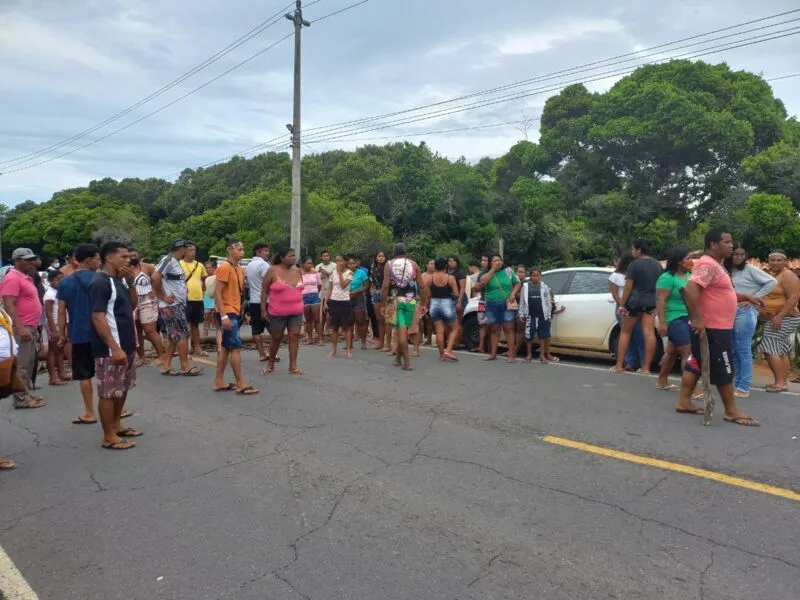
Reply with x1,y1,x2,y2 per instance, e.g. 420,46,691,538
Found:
171,239,189,250
11,248,36,261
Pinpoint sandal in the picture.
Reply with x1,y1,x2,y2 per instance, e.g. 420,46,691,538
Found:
262,366,274,374
675,408,704,415
765,385,788,393
657,384,678,391
160,369,180,377
117,428,143,437
15,398,46,409
548,356,560,363
121,409,133,419
289,368,304,375
49,380,69,386
102,439,135,450
236,386,259,396
213,383,236,392
180,367,203,377
609,366,625,373
72,416,98,425
0,458,17,470
724,416,760,427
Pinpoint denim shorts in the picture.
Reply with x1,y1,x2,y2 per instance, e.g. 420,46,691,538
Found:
303,293,321,306
667,316,691,348
485,300,517,325
429,298,456,323
216,313,243,350
371,291,382,304
352,294,366,311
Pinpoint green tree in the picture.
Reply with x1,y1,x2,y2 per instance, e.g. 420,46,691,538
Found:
735,193,800,258
740,142,800,208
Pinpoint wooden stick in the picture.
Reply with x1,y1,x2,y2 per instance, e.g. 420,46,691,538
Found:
699,329,714,426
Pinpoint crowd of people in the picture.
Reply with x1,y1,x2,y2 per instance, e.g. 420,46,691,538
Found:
3,227,797,466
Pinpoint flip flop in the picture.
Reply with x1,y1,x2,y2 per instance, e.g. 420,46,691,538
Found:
724,416,760,427
236,386,259,396
657,384,679,391
117,428,143,437
15,398,46,409
121,409,133,419
0,459,17,470
213,383,236,392
258,356,269,362
180,367,203,377
765,386,788,393
609,366,625,373
49,380,69,386
72,416,98,425
160,369,180,376
548,357,560,362
102,440,135,450
289,368,304,375
675,408,704,415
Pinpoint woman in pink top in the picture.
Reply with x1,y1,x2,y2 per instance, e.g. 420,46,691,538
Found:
301,257,323,346
261,248,304,375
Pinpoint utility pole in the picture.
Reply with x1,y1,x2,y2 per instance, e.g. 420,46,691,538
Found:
286,1,310,254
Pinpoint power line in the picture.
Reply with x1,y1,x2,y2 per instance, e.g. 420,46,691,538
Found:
302,28,800,145
766,72,800,82
312,0,369,23
1,33,294,176
300,120,525,145
0,2,299,170
300,9,800,138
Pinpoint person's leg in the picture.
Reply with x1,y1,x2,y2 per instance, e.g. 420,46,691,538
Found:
676,369,700,411
78,378,96,419
639,312,656,374
525,339,533,361
311,305,323,344
288,325,302,373
732,307,755,393
135,320,145,360
96,361,133,448
189,321,200,355
367,296,379,341
657,341,677,388
46,342,62,384
504,322,517,362
434,320,445,358
98,397,127,447
541,337,552,362
213,348,230,389
486,324,501,360
229,349,248,389
329,325,339,357
13,337,37,405
479,323,487,354
268,328,282,372
764,353,785,388
143,323,165,364
614,315,639,371
304,306,313,343
631,321,645,369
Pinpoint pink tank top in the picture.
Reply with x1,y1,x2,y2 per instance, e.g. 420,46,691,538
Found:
302,272,321,296
268,273,304,316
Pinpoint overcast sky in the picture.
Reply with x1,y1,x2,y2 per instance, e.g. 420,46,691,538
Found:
1,0,798,206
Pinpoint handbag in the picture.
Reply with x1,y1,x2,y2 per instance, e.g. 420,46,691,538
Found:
0,316,25,393
493,267,519,311
384,298,398,326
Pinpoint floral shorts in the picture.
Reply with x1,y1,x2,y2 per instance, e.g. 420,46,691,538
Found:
95,353,137,399
161,305,190,342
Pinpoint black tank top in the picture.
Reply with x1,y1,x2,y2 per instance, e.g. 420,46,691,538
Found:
431,275,451,299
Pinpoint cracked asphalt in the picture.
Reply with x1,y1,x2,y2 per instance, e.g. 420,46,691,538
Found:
1,345,798,600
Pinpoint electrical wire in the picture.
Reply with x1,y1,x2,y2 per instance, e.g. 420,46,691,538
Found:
766,72,800,82
0,2,298,169
312,0,370,24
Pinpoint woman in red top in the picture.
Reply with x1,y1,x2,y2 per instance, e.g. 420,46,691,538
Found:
261,248,304,375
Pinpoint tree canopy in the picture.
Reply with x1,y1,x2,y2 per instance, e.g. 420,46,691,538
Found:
2,60,799,265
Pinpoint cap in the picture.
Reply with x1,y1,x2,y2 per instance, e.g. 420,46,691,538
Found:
171,239,189,250
11,248,36,261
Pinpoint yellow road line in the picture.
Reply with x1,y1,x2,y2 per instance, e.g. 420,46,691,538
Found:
542,435,800,502
193,357,217,366
0,543,38,599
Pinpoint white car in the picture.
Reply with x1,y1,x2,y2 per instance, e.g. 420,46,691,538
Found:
461,267,662,365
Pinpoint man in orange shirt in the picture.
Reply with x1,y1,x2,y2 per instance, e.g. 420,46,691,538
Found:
212,239,258,395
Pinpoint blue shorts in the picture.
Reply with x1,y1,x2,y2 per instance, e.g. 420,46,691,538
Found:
216,313,243,350
485,300,517,325
352,294,366,311
429,298,456,323
667,316,691,348
371,291,382,304
524,315,551,341
303,293,321,306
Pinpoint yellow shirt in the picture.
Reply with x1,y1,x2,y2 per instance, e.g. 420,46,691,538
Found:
180,260,208,302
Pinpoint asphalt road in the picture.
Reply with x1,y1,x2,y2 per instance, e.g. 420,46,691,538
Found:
1,344,798,600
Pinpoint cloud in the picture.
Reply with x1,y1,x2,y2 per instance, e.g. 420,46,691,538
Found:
496,19,625,56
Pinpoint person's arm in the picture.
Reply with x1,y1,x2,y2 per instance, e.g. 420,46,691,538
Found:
316,273,322,293
655,288,669,336
260,267,273,319
449,275,459,300
57,300,68,345
45,299,57,333
772,272,800,328
381,264,391,308
2,296,31,340
216,272,231,330
200,264,208,292
509,273,521,303
681,281,704,332
120,266,138,311
90,279,126,365
415,262,428,310
609,278,623,307
746,264,777,299
455,274,466,309
479,268,496,288
325,272,334,302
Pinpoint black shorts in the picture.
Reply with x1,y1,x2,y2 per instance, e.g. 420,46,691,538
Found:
686,328,734,387
186,301,205,325
72,342,95,381
625,304,655,317
249,303,266,335
327,299,353,328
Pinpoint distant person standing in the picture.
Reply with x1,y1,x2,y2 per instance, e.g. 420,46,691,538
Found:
324,255,353,358
213,240,258,395
608,252,645,371
57,244,104,424
316,250,335,333
245,243,272,362
90,242,141,450
759,250,800,393
0,248,45,409
676,228,759,426
381,243,427,371
180,243,208,357
43,269,69,385
262,248,305,375
612,240,662,375
152,240,200,376
130,249,165,367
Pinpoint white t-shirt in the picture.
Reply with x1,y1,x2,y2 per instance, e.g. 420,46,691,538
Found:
316,262,336,293
608,272,626,301
44,287,59,326
330,269,352,302
0,310,16,358
245,256,271,304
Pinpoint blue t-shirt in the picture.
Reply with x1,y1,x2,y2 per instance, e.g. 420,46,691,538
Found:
90,272,136,358
56,270,96,344
350,268,369,293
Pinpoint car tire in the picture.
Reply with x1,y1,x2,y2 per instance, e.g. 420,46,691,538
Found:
609,324,664,372
462,314,480,352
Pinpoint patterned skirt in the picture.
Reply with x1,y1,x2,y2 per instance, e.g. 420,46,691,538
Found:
759,315,800,356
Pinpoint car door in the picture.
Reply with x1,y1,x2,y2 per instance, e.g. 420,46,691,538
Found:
539,271,572,341
551,270,615,349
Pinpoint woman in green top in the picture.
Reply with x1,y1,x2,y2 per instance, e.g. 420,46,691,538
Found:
655,246,693,391
478,253,521,362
